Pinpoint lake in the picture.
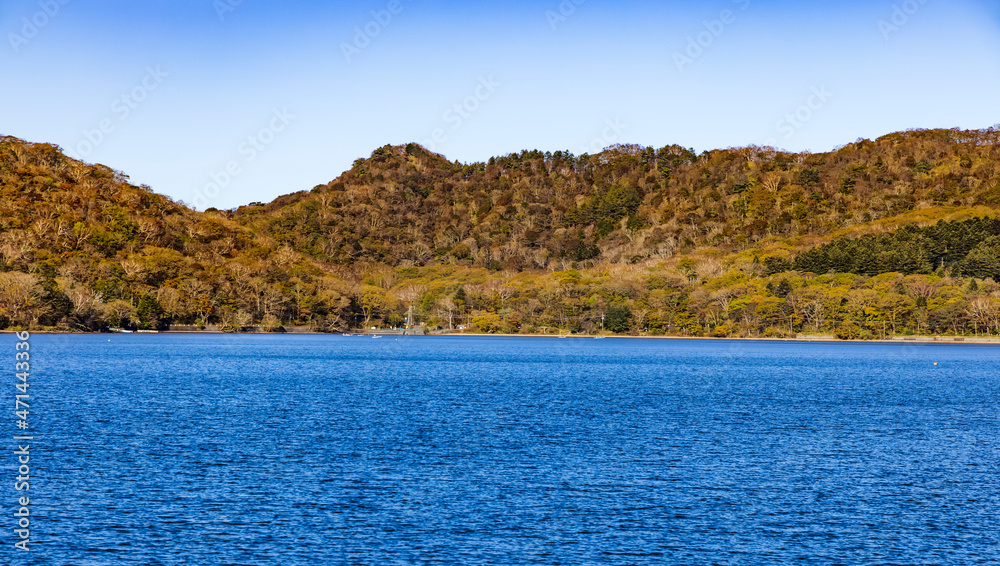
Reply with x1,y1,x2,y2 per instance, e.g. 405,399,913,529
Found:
4,334,999,565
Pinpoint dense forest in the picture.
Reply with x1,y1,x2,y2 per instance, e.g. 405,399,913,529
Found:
793,217,1000,278
2,127,1000,339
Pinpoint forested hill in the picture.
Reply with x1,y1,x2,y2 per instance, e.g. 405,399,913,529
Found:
234,129,1000,269
1,128,999,338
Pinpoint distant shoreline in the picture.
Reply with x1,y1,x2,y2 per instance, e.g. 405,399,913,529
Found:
424,333,1000,345
9,329,1000,345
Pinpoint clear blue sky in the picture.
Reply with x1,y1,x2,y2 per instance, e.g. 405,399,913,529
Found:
2,0,998,210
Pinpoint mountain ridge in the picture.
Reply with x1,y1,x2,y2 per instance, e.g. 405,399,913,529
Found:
1,127,999,338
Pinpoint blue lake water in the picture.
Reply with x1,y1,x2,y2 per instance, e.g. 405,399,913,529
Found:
3,334,999,565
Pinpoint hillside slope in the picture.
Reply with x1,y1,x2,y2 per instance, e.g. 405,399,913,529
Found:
1,129,999,338
234,129,1000,269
